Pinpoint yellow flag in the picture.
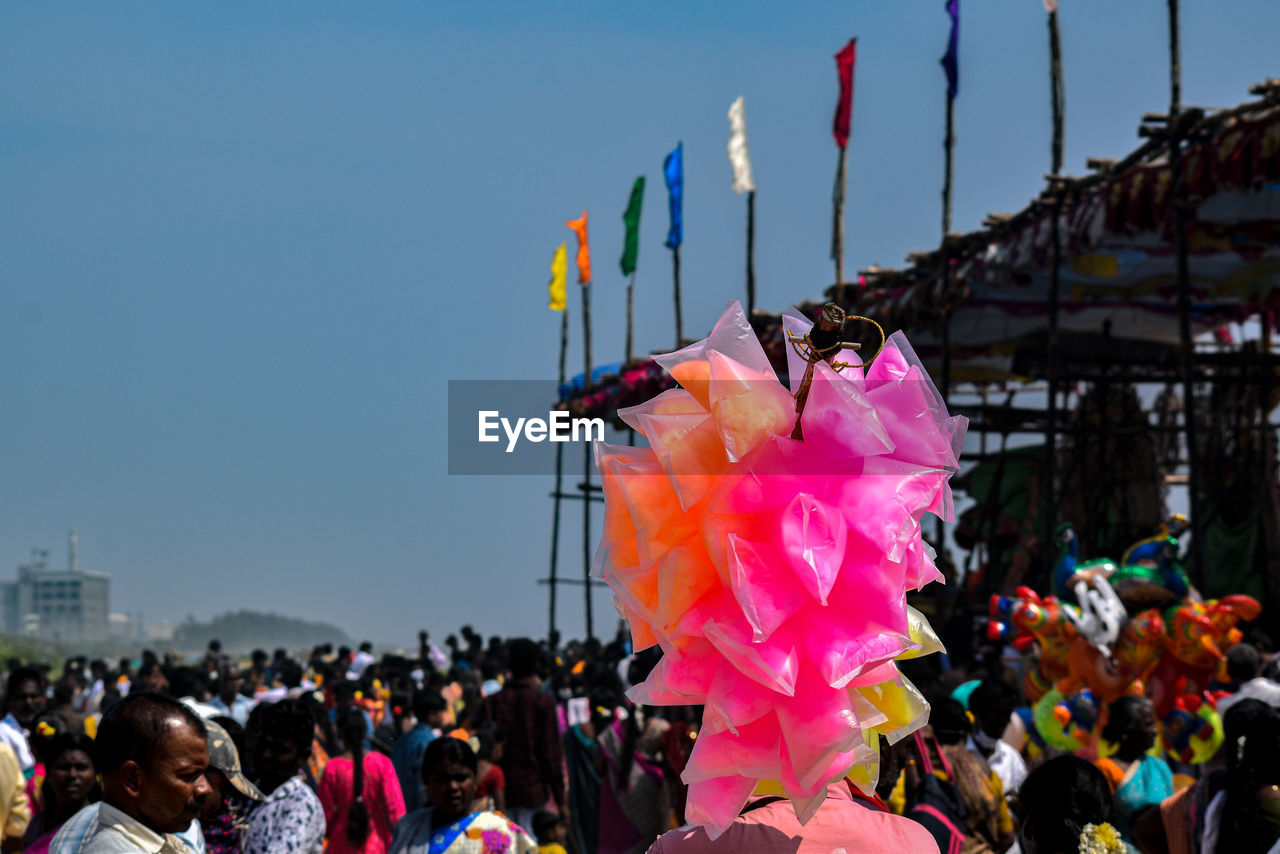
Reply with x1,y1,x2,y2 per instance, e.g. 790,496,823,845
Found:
548,243,567,311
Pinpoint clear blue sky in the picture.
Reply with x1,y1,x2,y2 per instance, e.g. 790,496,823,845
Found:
2,2,1276,647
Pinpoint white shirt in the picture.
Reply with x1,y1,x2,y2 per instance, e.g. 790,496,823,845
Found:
51,803,204,854
968,733,1027,797
1218,677,1280,716
207,695,256,726
244,775,325,854
347,650,375,680
0,715,34,775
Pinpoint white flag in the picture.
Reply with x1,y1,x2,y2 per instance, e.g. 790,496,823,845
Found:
727,95,755,194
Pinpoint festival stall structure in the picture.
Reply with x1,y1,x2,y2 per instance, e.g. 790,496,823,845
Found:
558,80,1280,642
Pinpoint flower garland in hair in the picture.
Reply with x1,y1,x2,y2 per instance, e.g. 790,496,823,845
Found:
1078,823,1124,854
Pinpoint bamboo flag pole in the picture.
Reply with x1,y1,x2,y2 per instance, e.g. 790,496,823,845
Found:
1166,0,1203,582
938,3,959,549
746,190,757,315
832,148,848,305
542,243,568,645
940,0,958,239
831,39,857,306
547,308,568,642
1043,0,1065,565
580,280,595,641
671,247,683,347
565,211,596,641
1048,4,1065,175
625,273,636,365
942,96,955,238
664,143,685,347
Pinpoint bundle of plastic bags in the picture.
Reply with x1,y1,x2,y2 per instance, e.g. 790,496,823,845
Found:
593,301,966,837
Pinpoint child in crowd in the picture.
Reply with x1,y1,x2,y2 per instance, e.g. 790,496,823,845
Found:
472,722,506,813
531,810,567,854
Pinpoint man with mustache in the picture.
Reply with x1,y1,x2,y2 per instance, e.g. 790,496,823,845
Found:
76,692,213,854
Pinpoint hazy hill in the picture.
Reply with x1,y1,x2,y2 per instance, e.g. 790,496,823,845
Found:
171,610,349,654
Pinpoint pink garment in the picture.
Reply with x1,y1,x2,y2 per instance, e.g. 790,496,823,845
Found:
24,828,55,854
645,783,940,854
317,752,407,854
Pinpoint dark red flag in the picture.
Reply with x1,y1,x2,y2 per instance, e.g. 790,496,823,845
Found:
832,38,858,149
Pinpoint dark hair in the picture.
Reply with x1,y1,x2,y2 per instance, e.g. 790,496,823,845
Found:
94,692,207,774
136,661,166,692
1019,754,1117,854
42,732,102,811
261,699,315,755
422,736,477,785
413,690,447,722
1216,705,1280,854
51,682,75,707
1223,699,1271,770
338,708,371,847
474,722,504,761
531,809,561,843
1226,644,1262,683
507,638,540,679
166,667,204,701
1100,695,1151,744
278,661,304,689
968,678,1016,720
29,710,69,764
930,697,972,746
5,666,42,700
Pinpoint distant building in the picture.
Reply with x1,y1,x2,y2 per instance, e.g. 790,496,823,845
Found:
146,620,179,642
109,612,143,640
0,532,110,643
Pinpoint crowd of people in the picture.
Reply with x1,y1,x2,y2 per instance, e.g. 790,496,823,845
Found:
0,621,1273,854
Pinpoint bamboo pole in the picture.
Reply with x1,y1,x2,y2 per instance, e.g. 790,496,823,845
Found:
746,189,757,316
1040,4,1066,577
580,283,595,641
1049,9,1065,175
547,310,568,643
940,89,956,405
942,96,955,238
832,147,849,305
1167,0,1203,583
672,245,684,347
625,272,636,366
1043,188,1063,579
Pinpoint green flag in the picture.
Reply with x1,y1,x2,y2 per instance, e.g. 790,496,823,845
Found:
620,175,645,276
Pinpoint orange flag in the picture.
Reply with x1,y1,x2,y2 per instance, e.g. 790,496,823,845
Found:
565,211,592,284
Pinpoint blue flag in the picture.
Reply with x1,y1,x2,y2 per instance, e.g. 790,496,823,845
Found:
663,142,683,250
941,0,959,101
